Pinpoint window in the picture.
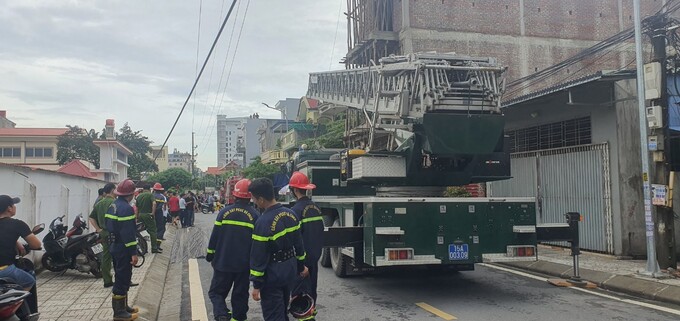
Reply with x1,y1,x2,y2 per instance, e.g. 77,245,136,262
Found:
1,147,21,158
25,147,54,158
506,117,591,153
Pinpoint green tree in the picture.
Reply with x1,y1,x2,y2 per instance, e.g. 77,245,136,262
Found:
56,125,100,167
117,123,158,180
443,186,472,197
242,157,280,180
299,118,345,149
148,168,193,190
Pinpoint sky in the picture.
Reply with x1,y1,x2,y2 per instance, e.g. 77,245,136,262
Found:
0,0,347,169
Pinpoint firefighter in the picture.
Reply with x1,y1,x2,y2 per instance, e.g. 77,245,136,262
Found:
288,171,323,320
249,178,308,321
105,179,140,321
206,179,259,321
135,185,161,253
151,183,166,242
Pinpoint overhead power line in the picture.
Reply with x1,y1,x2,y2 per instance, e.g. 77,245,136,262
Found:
152,0,238,164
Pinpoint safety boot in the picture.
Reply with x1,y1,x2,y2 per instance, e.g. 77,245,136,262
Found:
126,295,140,314
112,295,138,321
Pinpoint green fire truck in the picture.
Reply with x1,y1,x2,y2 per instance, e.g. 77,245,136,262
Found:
291,53,539,277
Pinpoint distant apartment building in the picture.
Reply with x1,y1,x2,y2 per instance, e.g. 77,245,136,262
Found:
216,115,274,167
148,145,169,172
275,98,300,121
168,148,191,172
92,119,132,182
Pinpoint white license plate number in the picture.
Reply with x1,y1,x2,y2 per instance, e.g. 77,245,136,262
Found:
91,243,104,254
448,244,469,261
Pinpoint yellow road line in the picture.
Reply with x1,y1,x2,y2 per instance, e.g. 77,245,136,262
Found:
189,258,209,321
416,302,457,320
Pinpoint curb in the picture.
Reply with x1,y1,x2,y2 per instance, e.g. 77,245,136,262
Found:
134,229,175,321
497,260,680,307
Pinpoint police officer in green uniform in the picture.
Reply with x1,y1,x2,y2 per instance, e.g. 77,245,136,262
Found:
249,178,308,321
88,182,116,288
135,185,161,253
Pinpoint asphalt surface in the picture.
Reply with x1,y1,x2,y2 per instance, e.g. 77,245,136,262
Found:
184,210,680,321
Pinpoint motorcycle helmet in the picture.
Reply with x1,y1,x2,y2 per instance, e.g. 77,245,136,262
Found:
289,293,315,320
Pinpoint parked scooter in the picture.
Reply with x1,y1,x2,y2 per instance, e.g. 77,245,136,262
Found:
41,215,102,277
65,215,87,238
133,222,147,268
0,224,44,321
200,202,212,214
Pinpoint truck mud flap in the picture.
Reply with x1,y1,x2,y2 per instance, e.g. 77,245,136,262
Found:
323,227,363,248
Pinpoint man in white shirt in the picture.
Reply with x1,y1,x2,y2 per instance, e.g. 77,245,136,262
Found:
179,193,187,228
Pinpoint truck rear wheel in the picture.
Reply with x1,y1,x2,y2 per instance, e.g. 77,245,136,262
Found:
329,217,348,277
319,215,334,268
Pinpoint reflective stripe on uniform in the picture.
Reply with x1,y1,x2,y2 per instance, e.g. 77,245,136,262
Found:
104,214,136,221
250,269,265,277
299,314,316,321
207,249,215,254
214,220,223,226
222,220,254,229
125,241,138,248
301,216,324,224
297,252,307,261
252,224,300,242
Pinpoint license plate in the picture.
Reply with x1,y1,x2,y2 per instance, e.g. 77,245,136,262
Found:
448,244,469,261
91,243,104,254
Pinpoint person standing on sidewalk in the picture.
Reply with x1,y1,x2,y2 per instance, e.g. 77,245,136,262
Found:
105,179,140,321
185,191,196,227
168,192,181,227
249,178,308,321
206,179,259,321
88,182,117,288
179,193,187,228
289,172,323,320
135,185,161,253
151,183,167,241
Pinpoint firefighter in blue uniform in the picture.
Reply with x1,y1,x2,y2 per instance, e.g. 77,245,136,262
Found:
288,172,323,320
151,183,166,241
249,178,308,321
105,179,140,321
206,179,259,321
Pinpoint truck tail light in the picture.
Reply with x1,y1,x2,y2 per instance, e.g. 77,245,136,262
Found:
506,245,536,257
386,248,414,261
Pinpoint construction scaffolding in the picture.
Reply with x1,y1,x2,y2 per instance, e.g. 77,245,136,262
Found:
344,0,400,68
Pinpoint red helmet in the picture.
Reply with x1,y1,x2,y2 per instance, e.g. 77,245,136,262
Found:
152,182,164,191
232,179,252,199
289,294,315,319
289,172,316,190
115,179,136,196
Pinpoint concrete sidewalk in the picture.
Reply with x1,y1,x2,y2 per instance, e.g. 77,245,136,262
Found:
36,229,172,321
499,245,680,306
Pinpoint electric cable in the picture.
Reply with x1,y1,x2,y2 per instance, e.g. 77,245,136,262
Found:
152,0,238,164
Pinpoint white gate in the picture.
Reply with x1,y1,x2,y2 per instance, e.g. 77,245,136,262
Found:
489,143,613,253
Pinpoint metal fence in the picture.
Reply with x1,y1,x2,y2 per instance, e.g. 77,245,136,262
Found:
489,143,613,253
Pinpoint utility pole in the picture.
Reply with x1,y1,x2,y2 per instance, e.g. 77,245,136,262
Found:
650,15,677,269
191,131,196,179
633,0,661,276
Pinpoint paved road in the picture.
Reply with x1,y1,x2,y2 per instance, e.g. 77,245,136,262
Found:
184,210,680,321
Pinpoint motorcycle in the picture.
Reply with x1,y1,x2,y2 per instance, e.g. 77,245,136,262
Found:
65,215,87,238
134,222,147,268
200,202,212,214
41,215,102,278
0,224,44,321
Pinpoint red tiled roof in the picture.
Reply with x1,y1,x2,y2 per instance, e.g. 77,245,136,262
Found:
0,128,68,136
206,166,225,175
57,160,97,178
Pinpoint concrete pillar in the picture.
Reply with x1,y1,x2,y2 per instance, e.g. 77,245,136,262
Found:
60,185,69,225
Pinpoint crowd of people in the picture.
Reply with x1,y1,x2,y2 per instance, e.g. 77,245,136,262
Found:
0,170,324,321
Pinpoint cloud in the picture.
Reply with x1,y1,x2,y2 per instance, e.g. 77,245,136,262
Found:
0,0,348,169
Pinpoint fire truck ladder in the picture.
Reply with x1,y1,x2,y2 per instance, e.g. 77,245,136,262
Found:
307,53,507,150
